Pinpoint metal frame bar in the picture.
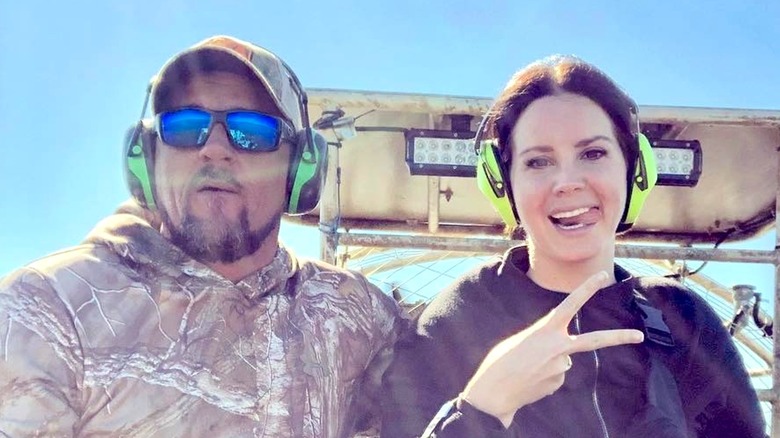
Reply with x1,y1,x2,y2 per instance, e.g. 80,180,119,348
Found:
309,88,780,127
773,143,780,426
336,232,777,264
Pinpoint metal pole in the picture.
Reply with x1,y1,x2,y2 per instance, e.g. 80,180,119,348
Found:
772,136,780,435
286,214,772,245
318,143,340,264
428,176,440,234
337,232,777,264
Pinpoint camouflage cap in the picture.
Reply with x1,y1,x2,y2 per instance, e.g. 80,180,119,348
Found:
150,35,303,130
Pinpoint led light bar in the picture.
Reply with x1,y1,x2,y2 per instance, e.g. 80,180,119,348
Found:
651,139,703,187
405,129,478,177
405,129,703,186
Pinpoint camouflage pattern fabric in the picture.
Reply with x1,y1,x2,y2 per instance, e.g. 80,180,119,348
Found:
0,201,404,437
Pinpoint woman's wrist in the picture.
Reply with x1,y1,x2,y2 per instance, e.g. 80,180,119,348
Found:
458,392,516,429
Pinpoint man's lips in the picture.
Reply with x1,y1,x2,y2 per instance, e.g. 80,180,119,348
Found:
191,166,242,195
199,187,237,193
196,182,240,194
196,186,238,195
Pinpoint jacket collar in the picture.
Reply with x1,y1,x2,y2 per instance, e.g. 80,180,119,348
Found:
83,200,297,300
495,245,636,315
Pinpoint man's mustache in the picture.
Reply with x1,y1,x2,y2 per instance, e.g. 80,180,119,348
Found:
190,165,242,191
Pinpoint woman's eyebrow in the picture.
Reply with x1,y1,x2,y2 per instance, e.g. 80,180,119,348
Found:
517,135,615,157
574,135,614,148
516,145,553,157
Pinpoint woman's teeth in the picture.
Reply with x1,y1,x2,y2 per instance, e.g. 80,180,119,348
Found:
551,207,590,219
557,222,586,230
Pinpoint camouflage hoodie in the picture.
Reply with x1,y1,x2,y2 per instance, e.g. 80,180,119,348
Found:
0,202,404,437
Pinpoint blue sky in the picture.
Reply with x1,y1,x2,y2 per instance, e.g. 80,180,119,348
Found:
1,1,778,299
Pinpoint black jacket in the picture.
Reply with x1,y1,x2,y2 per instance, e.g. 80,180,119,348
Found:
381,246,765,437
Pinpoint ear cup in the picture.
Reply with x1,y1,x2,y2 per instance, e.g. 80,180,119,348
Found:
476,140,519,227
618,133,657,232
286,128,327,214
123,120,157,210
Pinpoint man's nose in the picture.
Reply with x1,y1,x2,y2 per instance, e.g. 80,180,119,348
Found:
198,122,236,162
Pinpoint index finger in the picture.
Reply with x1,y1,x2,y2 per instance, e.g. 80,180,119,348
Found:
567,329,645,354
549,271,610,327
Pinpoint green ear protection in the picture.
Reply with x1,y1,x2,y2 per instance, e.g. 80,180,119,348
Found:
123,69,327,215
618,132,657,232
476,138,518,227
123,119,157,210
475,106,657,232
286,128,328,214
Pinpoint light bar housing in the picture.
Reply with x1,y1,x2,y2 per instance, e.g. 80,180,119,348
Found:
651,138,703,187
405,129,478,177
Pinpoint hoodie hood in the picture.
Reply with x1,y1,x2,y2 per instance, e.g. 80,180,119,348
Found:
82,199,296,300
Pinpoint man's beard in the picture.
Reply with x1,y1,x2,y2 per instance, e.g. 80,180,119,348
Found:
160,205,283,264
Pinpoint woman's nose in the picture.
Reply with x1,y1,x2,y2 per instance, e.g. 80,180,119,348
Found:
552,167,586,195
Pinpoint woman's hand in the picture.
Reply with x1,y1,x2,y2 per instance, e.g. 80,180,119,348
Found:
460,271,644,428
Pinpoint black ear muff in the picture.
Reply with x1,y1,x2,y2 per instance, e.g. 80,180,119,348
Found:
286,128,327,214
123,120,157,210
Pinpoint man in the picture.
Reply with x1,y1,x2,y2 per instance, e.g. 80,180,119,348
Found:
0,35,403,437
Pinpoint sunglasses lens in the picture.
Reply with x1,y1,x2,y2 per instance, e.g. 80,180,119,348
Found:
159,109,211,147
226,112,281,151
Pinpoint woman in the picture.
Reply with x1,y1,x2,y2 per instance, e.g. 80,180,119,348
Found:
380,56,764,437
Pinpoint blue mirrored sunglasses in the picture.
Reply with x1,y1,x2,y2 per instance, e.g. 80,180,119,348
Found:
156,107,295,152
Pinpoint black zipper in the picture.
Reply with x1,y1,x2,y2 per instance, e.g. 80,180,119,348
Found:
574,312,610,438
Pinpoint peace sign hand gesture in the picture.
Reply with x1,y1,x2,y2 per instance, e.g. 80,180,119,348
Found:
460,271,645,428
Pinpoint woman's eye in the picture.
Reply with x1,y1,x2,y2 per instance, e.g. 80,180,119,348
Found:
525,157,553,169
582,148,607,160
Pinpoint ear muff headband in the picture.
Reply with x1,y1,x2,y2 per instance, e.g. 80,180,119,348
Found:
280,63,326,215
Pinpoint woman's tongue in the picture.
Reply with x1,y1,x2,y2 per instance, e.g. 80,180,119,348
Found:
550,207,599,229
